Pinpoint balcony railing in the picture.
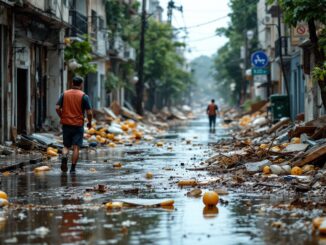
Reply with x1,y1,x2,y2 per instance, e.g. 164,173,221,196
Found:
275,36,290,58
69,10,87,37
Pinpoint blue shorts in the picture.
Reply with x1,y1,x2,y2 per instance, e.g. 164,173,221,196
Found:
62,125,84,148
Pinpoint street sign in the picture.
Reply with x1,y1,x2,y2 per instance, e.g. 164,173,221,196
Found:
252,68,269,75
251,51,269,68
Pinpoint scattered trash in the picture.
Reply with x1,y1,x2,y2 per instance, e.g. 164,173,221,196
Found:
34,226,50,238
187,188,202,197
145,172,153,179
113,162,123,168
178,179,197,186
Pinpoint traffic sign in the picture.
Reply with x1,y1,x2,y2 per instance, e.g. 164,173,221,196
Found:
251,51,269,68
252,68,269,75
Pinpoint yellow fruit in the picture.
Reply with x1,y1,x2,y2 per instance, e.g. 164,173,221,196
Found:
202,191,219,207
0,191,8,200
34,166,51,172
113,162,122,168
133,131,142,140
100,131,107,138
260,144,268,149
160,199,174,207
2,172,10,177
291,166,302,175
0,198,9,207
105,202,123,209
146,172,153,179
47,147,58,153
121,124,129,132
263,166,271,174
178,179,197,186
281,142,290,148
291,137,301,144
87,128,96,135
271,146,281,152
107,142,116,147
313,217,325,230
107,133,115,140
47,149,58,157
127,121,137,129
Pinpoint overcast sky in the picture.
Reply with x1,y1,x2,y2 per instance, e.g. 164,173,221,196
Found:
158,0,231,61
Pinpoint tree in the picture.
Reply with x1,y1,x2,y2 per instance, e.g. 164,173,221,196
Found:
213,0,259,105
274,0,326,108
142,19,192,110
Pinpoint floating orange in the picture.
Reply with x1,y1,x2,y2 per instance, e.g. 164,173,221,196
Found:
202,191,219,207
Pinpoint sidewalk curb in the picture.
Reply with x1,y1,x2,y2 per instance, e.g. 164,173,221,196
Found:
0,157,43,172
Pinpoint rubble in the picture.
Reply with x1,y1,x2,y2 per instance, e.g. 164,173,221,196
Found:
204,105,326,212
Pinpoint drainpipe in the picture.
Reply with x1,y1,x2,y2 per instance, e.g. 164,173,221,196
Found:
276,0,291,117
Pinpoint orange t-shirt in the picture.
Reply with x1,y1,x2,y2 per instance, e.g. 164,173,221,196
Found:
60,89,85,126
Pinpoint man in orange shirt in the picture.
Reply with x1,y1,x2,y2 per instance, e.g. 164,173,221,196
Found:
206,99,218,129
56,76,93,173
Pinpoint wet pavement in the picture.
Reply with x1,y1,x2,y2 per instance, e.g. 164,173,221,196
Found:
0,118,322,244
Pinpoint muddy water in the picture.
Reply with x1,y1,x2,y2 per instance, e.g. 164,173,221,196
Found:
0,118,321,244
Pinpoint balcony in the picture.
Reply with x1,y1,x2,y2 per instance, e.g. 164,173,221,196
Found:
69,10,87,37
275,36,291,59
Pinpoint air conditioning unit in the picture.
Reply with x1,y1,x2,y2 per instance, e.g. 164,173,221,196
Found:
45,0,57,14
264,15,273,25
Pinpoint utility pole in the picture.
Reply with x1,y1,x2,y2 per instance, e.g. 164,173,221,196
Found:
167,0,182,25
136,0,146,115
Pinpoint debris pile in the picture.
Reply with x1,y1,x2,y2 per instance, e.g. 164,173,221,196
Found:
205,105,326,198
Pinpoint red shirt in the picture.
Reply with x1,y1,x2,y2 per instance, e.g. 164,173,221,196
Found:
60,89,85,126
207,103,218,116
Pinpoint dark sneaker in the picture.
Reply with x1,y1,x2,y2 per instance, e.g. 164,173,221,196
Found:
70,164,76,174
61,156,68,172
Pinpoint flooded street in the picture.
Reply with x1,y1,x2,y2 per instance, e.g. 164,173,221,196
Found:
0,118,321,245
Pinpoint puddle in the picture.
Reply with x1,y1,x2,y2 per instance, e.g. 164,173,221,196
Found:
0,118,322,244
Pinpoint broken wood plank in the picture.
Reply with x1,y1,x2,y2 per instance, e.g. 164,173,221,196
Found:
291,144,326,167
268,118,291,134
288,126,317,138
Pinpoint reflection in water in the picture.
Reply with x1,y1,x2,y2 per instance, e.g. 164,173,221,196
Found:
203,206,219,219
0,117,319,244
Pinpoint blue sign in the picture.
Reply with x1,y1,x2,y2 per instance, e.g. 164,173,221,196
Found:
251,51,269,68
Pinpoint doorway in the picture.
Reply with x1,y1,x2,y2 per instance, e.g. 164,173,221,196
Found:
17,68,28,134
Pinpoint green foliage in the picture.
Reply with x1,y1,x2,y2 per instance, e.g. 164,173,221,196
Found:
142,19,193,106
312,62,326,82
213,0,259,105
271,0,326,26
105,72,123,92
105,0,140,42
64,36,97,77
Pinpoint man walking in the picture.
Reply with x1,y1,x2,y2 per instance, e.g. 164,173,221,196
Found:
207,99,218,129
56,76,93,173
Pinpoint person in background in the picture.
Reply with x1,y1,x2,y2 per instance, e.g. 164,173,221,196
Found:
207,99,219,129
56,76,93,174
